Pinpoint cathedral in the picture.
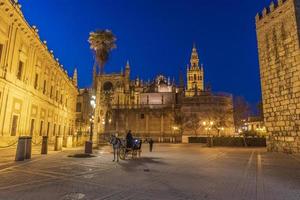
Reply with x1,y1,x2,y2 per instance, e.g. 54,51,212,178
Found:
0,0,234,146
92,45,235,143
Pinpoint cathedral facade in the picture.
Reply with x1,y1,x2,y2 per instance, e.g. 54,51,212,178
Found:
94,46,235,143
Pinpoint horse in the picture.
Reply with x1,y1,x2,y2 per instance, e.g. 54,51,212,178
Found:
109,135,122,162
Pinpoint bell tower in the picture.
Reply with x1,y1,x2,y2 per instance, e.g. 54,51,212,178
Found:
186,44,204,97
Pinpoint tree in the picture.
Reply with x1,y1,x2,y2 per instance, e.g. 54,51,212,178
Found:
88,30,116,75
208,107,233,136
185,113,202,136
233,96,250,131
172,108,186,136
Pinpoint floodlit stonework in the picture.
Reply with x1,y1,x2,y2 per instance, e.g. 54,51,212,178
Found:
185,44,204,97
256,0,300,153
94,46,234,143
0,0,78,147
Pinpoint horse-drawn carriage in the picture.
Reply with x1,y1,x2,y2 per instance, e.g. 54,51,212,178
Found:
110,135,142,161
119,138,142,160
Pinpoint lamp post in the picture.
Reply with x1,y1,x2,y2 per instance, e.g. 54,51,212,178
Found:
203,121,214,147
203,121,214,136
172,126,179,143
85,95,96,154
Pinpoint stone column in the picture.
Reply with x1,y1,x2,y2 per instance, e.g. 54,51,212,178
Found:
146,112,149,138
161,113,164,142
136,113,139,137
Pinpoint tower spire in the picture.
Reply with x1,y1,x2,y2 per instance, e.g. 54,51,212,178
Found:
126,60,130,69
190,43,199,68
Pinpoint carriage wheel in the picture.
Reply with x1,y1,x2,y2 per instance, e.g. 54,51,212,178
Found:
119,148,126,160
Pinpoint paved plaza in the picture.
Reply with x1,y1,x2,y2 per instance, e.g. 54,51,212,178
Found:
0,144,300,200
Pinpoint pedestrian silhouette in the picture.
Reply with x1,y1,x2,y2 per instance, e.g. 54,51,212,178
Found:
149,138,154,152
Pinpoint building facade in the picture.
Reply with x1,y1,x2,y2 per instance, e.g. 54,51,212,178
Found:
256,0,300,152
0,0,78,147
241,117,266,136
94,46,235,143
75,88,93,145
185,44,204,97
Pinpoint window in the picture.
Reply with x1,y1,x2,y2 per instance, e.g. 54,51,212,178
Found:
39,121,44,136
53,123,56,136
43,80,46,94
58,125,61,135
200,76,202,81
76,103,82,112
50,86,53,98
141,114,145,119
16,61,24,80
30,119,35,136
11,115,18,136
194,74,196,81
60,94,63,103
56,91,58,101
34,73,38,89
0,44,3,62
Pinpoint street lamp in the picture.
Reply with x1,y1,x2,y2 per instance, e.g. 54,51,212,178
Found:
85,95,96,154
172,126,179,143
203,121,214,136
89,95,96,141
203,120,214,147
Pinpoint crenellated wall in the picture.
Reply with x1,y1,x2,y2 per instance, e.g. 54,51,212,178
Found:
256,0,300,153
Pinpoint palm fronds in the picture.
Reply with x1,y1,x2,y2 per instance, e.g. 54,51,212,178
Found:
88,29,116,74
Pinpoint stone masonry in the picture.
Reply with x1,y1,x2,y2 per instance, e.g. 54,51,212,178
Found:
256,0,300,153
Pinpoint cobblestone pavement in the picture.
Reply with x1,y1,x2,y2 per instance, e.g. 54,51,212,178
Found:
0,144,300,200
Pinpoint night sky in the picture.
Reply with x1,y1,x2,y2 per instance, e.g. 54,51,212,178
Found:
18,0,272,105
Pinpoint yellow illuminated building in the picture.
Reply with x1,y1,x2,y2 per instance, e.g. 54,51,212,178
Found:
0,0,78,147
185,44,204,97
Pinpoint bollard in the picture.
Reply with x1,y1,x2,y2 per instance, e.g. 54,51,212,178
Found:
25,136,32,159
207,137,213,147
85,141,93,154
41,136,48,154
54,136,63,151
15,137,26,161
65,136,73,148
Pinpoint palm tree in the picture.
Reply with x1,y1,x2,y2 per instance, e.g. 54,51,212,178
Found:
88,30,116,75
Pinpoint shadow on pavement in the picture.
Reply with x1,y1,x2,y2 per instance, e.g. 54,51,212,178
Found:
117,156,166,172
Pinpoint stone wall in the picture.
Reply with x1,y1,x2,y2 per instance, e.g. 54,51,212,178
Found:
181,92,234,136
256,0,300,153
104,107,180,143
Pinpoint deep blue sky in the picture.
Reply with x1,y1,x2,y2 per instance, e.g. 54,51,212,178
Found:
18,0,272,105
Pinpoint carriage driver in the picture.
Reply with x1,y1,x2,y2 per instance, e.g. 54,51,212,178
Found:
126,130,133,149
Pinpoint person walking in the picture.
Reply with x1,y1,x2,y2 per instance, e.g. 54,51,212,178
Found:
149,138,154,152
